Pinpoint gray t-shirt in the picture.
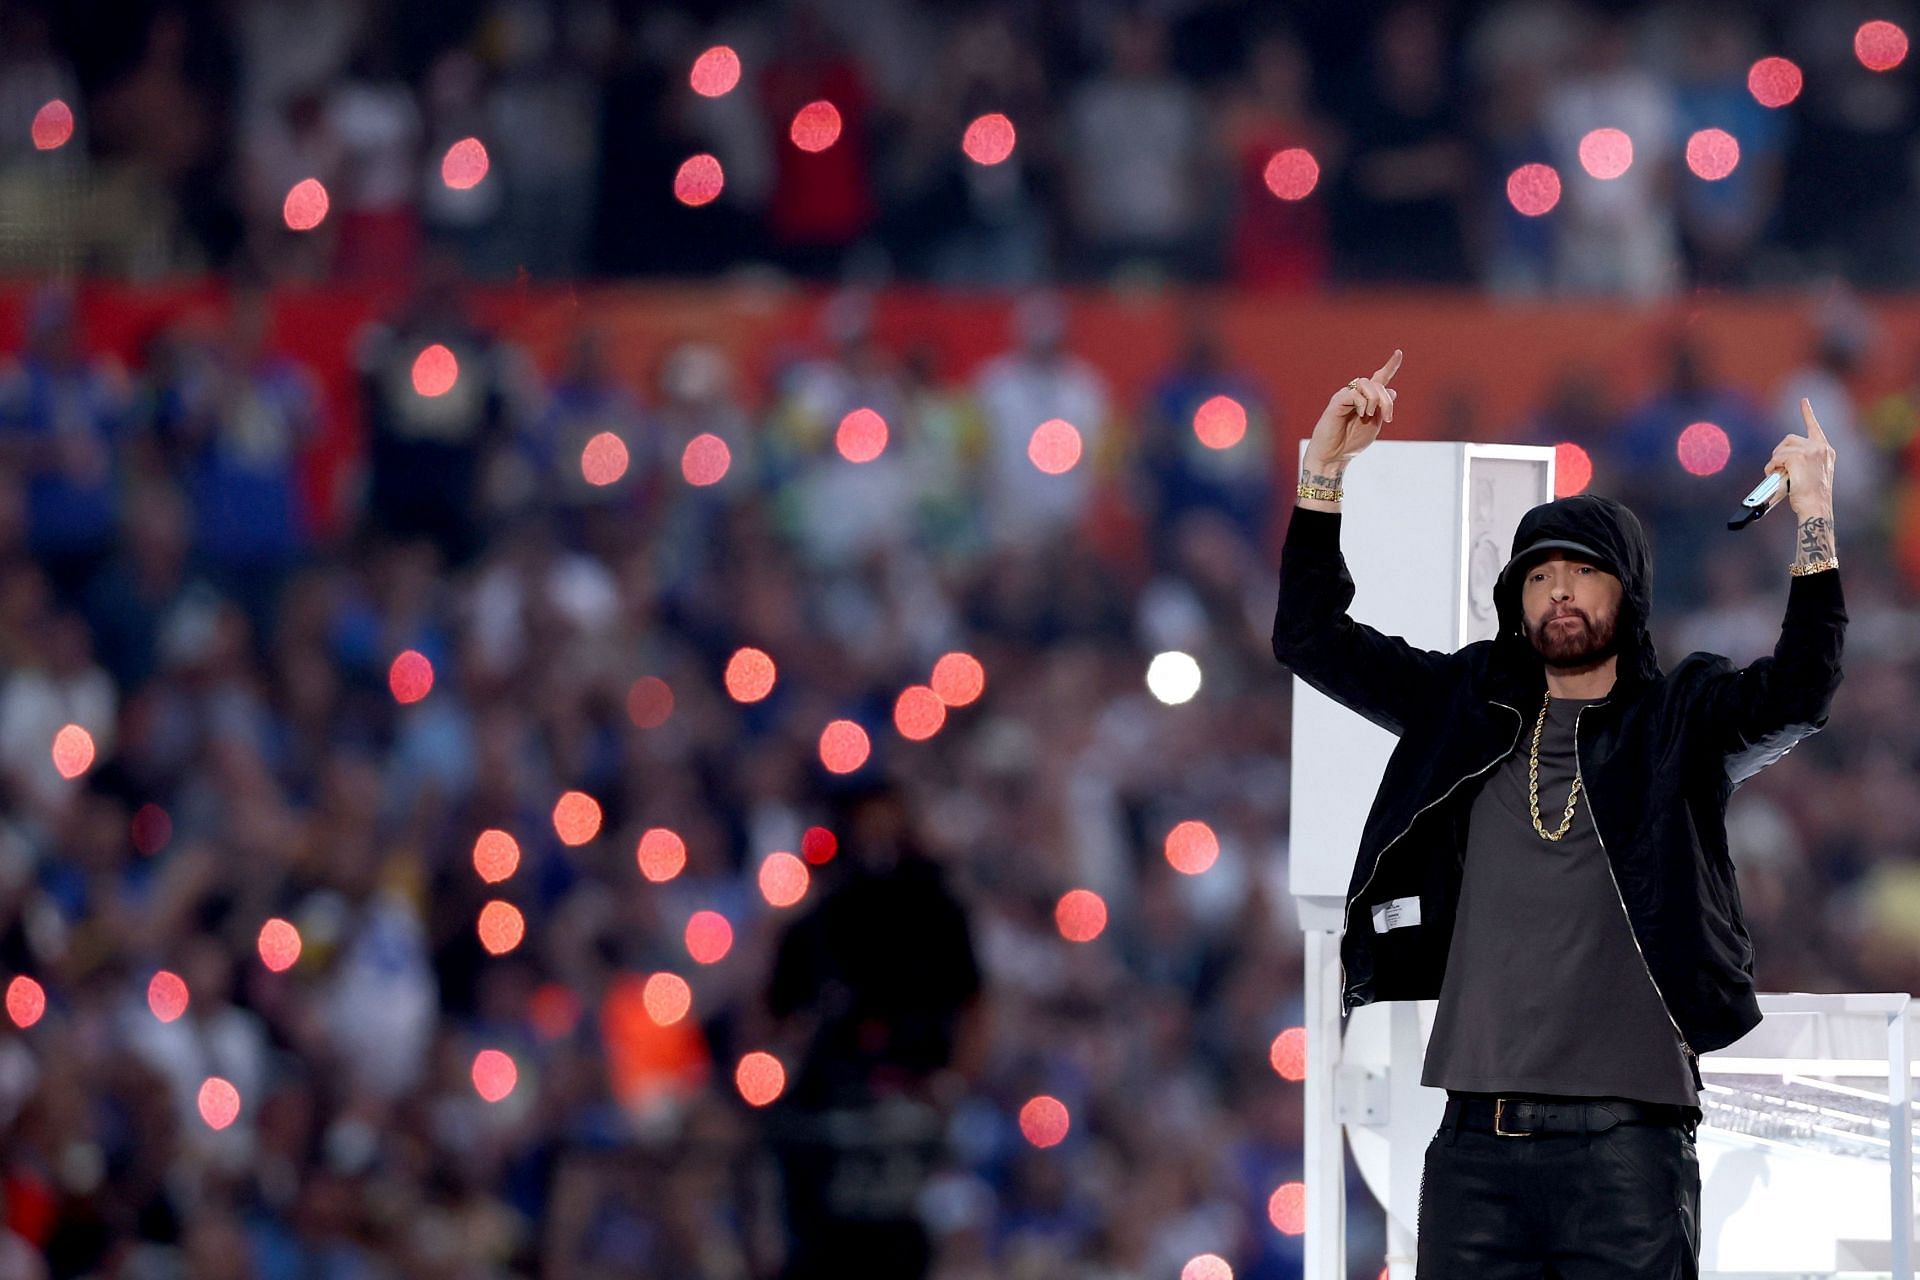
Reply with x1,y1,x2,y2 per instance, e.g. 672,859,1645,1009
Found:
1421,694,1698,1105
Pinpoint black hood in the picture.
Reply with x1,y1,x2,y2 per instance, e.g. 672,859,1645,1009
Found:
1488,494,1661,698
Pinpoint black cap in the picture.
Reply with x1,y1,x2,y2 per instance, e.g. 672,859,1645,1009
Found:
1499,537,1619,590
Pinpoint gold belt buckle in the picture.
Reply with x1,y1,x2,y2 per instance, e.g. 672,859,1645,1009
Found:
1494,1098,1532,1137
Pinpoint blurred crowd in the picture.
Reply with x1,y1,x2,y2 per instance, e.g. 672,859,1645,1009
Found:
11,0,1920,291
1,267,1919,1279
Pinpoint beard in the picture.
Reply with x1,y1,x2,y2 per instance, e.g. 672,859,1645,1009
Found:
1526,605,1622,669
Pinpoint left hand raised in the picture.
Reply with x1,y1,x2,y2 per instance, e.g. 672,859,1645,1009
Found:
1767,398,1836,517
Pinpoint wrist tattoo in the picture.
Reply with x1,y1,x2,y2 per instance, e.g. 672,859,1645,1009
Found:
1794,515,1834,566
1300,461,1346,490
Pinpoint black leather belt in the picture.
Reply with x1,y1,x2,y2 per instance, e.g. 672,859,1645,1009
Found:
1443,1094,1698,1138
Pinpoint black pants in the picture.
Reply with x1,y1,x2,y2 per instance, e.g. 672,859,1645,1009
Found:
1418,1102,1701,1278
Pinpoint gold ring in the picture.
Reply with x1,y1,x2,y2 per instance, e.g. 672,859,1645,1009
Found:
1348,378,1362,390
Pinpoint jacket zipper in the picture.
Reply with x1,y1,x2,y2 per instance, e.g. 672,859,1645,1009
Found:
1574,701,1699,1069
1339,700,1524,1006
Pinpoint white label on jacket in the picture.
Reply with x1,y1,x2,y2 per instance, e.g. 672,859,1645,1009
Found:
1372,897,1422,933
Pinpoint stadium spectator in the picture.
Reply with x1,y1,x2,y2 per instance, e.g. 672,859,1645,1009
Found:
1671,8,1788,286
1138,311,1274,557
1219,30,1337,289
1064,13,1208,281
1331,3,1473,285
151,284,319,622
759,7,880,277
354,257,529,565
972,292,1111,550
0,288,130,600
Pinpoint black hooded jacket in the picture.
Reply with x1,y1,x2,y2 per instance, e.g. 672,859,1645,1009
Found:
1271,495,1847,1069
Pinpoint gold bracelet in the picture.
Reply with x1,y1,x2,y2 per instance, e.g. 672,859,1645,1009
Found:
1297,483,1344,502
1788,555,1838,576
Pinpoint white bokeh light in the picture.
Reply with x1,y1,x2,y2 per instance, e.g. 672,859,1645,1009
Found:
1147,651,1203,705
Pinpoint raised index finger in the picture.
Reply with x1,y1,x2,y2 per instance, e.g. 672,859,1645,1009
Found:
1800,397,1828,441
1375,348,1404,387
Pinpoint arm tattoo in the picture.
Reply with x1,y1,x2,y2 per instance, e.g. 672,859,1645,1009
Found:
1300,460,1347,490
1794,514,1835,567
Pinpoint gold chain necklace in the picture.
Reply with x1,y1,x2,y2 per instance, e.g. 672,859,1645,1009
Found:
1528,690,1581,841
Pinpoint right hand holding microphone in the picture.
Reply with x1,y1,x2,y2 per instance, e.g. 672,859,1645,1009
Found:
1308,348,1402,465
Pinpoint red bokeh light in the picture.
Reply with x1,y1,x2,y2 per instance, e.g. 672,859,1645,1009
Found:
6,976,45,1028
758,852,810,908
1676,421,1732,476
962,113,1017,165
627,676,674,727
1183,1256,1233,1280
51,724,94,779
472,1049,518,1102
836,408,888,462
1685,128,1739,180
257,919,301,972
1027,419,1083,475
581,432,630,486
388,649,434,704
691,46,743,98
801,826,838,865
530,983,581,1040
473,829,521,884
725,647,777,703
674,153,726,207
148,970,189,1023
477,900,526,955
1857,20,1909,71
552,790,603,846
894,685,947,741
643,972,692,1025
1577,127,1633,179
1748,56,1803,108
1270,1027,1308,1081
1268,1181,1308,1235
1055,889,1108,943
637,827,688,882
412,344,459,397
1554,443,1594,497
1506,163,1561,217
283,178,329,230
685,910,734,964
1165,820,1220,875
736,1051,787,1106
1193,395,1248,450
441,137,490,190
31,100,73,151
1263,147,1320,200
818,719,871,774
1019,1095,1070,1148
197,1077,240,1130
931,652,985,707
682,433,732,485
790,100,843,152
131,803,172,855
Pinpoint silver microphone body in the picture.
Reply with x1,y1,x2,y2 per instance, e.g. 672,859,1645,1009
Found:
1728,471,1786,530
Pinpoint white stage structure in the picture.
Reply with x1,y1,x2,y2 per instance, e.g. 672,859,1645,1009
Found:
1286,441,1919,1279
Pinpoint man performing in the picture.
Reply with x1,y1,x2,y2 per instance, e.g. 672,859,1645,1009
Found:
1271,350,1846,1277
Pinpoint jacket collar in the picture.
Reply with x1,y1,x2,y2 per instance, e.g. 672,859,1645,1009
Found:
1479,631,1657,710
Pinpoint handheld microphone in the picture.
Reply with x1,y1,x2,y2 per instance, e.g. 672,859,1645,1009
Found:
1727,471,1786,531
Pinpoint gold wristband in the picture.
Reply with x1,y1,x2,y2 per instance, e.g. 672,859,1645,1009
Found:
1297,483,1344,502
1788,555,1838,576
